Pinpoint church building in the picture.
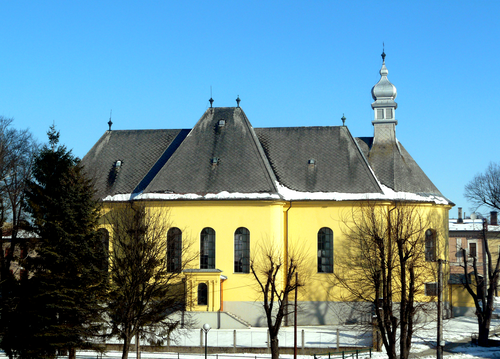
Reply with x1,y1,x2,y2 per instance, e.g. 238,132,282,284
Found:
82,52,452,327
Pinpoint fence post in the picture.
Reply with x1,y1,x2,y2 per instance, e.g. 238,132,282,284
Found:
200,328,203,348
233,330,237,352
337,328,340,351
302,329,305,351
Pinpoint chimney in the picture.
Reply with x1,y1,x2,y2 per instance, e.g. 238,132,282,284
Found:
490,211,498,226
457,207,463,224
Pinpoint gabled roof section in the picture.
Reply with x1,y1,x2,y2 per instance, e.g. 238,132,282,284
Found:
356,137,443,196
144,107,278,194
81,129,188,199
255,126,382,194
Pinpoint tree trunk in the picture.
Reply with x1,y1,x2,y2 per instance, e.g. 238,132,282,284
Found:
270,337,279,359
121,335,132,359
68,348,76,359
478,317,491,346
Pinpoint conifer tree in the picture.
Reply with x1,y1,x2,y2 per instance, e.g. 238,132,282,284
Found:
4,126,107,358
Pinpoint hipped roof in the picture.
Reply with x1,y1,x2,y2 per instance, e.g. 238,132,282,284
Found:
82,107,449,204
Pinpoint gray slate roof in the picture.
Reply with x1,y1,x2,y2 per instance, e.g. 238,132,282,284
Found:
145,107,277,194
255,127,381,194
356,137,442,196
81,107,444,201
82,129,189,199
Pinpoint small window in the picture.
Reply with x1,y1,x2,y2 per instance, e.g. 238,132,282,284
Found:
456,238,462,262
425,282,437,296
318,227,333,273
167,228,182,272
425,229,436,262
198,283,208,305
234,227,250,273
200,228,215,269
469,242,477,258
377,109,384,119
386,108,393,119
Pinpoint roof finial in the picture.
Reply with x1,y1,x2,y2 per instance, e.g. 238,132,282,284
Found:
341,114,346,126
381,42,386,63
108,110,113,131
209,86,214,108
236,95,241,107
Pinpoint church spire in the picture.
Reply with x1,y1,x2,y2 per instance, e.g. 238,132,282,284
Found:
371,50,398,143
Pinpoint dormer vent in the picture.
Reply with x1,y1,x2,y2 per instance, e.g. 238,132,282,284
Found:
218,119,226,127
115,160,122,168
211,157,219,165
308,159,315,165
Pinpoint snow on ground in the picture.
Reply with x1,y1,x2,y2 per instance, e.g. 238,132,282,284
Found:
1,316,499,358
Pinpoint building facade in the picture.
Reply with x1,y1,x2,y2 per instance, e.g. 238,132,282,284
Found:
82,53,452,327
448,208,500,316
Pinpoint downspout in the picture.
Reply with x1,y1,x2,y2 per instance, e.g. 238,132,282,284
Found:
284,201,292,326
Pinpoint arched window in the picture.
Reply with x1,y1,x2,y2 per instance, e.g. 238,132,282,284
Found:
425,229,436,262
200,228,215,269
167,228,182,272
198,283,208,306
97,228,109,272
318,227,333,273
234,227,250,273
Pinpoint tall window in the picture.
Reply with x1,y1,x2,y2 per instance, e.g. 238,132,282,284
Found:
425,229,436,262
167,228,182,272
200,228,215,269
198,283,208,305
97,228,109,272
318,227,333,273
234,227,250,273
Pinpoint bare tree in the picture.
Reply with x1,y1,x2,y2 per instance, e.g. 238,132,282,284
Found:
104,202,196,359
463,162,500,346
250,243,307,359
0,117,38,279
0,118,38,358
334,201,438,359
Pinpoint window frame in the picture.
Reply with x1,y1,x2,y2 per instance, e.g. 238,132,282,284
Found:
317,227,334,273
425,282,437,296
198,283,208,306
234,227,250,273
200,227,216,269
425,229,436,262
167,227,182,273
97,228,110,273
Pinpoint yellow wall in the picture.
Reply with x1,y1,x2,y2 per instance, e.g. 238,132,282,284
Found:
101,199,451,315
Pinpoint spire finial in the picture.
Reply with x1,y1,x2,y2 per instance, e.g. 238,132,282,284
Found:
209,86,214,108
236,95,241,107
108,110,113,131
381,42,386,62
341,114,346,126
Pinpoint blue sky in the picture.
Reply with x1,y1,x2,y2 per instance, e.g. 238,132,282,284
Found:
1,1,499,216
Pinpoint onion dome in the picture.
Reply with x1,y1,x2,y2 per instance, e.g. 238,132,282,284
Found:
371,51,397,102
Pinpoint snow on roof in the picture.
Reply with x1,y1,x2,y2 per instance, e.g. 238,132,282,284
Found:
449,218,500,232
102,183,450,205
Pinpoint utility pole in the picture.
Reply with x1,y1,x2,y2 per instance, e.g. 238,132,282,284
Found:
294,271,298,359
437,259,443,359
482,218,488,300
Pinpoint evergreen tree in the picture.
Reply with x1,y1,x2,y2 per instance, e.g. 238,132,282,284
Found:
4,126,107,358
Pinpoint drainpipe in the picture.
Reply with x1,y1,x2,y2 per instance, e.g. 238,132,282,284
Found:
284,201,292,326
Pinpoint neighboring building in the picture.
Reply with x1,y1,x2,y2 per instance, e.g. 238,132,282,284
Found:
448,208,500,316
82,52,452,327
